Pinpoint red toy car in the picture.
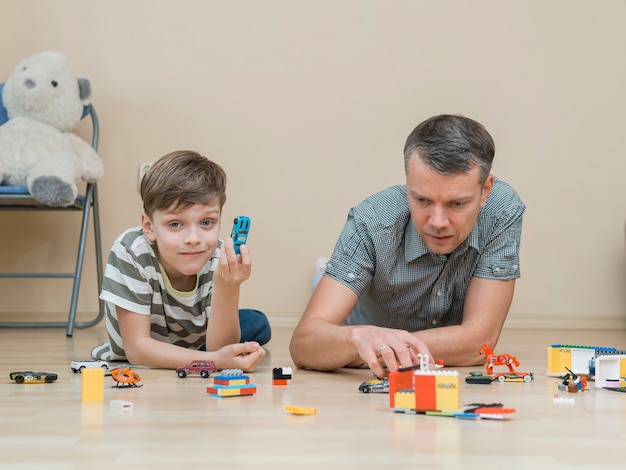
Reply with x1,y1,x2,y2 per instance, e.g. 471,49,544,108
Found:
176,360,217,378
493,371,533,383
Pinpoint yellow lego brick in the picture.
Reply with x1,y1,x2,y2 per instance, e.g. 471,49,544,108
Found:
284,405,316,415
81,367,105,402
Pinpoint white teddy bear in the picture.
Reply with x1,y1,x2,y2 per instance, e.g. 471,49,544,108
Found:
0,51,104,206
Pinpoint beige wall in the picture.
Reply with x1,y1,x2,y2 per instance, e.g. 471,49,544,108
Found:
1,0,625,329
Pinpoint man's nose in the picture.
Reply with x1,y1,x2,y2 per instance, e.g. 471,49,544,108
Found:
429,206,449,229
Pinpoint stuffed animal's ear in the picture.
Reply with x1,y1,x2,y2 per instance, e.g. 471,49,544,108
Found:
77,76,93,106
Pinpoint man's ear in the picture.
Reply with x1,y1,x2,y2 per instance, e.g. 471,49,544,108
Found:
141,212,157,243
480,174,494,207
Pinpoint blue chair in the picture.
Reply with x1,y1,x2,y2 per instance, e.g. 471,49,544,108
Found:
0,82,104,336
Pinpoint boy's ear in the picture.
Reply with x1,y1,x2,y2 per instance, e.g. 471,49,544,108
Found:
141,212,157,242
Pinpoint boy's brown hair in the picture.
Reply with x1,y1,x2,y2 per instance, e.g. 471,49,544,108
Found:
140,150,227,217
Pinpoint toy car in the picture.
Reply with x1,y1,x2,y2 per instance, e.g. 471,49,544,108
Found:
70,359,110,373
176,360,217,378
465,371,495,384
358,377,389,393
10,371,58,383
231,216,251,255
493,371,533,383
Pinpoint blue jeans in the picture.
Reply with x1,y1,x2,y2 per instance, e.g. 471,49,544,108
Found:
239,308,271,345
199,309,271,350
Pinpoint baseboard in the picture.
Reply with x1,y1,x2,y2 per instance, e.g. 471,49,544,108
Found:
270,313,626,331
505,313,626,330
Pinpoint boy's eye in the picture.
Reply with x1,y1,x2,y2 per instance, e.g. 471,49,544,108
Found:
169,222,181,228
201,220,213,227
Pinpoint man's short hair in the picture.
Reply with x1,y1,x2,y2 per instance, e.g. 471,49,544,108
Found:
403,114,495,184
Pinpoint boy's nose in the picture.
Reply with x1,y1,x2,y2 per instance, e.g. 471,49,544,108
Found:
184,227,201,244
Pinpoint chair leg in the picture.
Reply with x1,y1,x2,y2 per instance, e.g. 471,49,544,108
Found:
66,183,105,336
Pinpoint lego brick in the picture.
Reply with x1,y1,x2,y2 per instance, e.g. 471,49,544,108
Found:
81,367,105,401
206,384,257,397
284,405,316,415
214,377,250,386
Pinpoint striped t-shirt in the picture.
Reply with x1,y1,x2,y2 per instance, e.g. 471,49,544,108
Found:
324,177,525,332
91,227,220,361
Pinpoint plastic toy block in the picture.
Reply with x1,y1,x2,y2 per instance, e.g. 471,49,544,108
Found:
388,355,460,414
547,344,624,376
206,384,257,397
110,400,133,410
273,367,293,380
553,394,575,405
284,405,316,415
214,376,250,386
81,367,105,401
594,354,626,388
272,367,293,385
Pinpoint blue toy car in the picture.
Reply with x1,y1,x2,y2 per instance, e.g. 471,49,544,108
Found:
231,216,251,255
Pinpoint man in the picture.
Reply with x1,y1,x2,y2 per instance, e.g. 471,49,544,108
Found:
289,114,525,378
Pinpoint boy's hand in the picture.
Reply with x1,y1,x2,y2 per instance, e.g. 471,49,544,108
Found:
214,342,266,372
215,237,252,287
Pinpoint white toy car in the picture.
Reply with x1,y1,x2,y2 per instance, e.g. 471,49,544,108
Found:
70,359,110,373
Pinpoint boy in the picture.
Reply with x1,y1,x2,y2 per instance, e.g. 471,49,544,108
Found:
92,150,270,371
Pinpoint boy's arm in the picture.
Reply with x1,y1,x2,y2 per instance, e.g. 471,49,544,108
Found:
205,237,250,350
117,307,265,370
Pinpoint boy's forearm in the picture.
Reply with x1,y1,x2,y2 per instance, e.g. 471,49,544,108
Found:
126,336,219,369
205,284,241,349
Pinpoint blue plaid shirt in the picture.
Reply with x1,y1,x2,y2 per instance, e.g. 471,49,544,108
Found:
324,177,525,331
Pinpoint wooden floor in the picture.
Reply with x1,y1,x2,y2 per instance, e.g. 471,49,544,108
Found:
0,318,625,469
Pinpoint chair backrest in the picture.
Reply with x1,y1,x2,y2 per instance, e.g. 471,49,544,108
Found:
0,82,91,126
0,83,8,124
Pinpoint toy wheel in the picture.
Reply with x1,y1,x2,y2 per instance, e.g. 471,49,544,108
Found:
101,365,108,371
15,376,24,384
498,375,506,382
177,370,187,378
523,375,532,383
45,376,55,383
200,370,209,378
79,366,86,373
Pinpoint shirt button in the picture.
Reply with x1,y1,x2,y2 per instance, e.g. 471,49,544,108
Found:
431,319,438,326
436,290,442,297
494,267,500,272
347,273,355,279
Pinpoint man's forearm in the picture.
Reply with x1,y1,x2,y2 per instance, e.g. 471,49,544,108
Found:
412,324,492,367
290,320,361,371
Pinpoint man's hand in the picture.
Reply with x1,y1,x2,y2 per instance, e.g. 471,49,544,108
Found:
350,325,433,378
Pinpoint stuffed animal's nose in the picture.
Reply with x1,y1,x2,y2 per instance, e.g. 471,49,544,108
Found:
24,79,36,89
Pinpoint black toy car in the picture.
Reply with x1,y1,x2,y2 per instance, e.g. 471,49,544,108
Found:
10,371,58,383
